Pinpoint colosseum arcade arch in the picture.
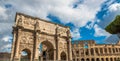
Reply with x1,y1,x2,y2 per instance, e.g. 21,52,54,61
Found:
10,13,72,61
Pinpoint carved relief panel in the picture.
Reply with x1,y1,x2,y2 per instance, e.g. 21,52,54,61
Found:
57,27,67,37
59,38,67,52
16,15,23,26
37,20,56,35
37,34,54,42
16,14,36,30
23,17,35,30
20,30,34,44
19,44,33,52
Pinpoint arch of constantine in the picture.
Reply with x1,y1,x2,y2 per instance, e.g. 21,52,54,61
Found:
10,13,72,61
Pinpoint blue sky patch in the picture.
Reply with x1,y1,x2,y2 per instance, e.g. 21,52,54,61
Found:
5,4,12,8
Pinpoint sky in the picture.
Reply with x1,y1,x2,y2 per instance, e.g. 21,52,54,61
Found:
0,0,120,52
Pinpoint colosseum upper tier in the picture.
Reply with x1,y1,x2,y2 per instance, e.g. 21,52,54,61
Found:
72,40,120,61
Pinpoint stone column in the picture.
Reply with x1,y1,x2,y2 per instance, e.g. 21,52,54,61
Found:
33,21,40,61
30,52,33,61
33,32,39,61
115,48,117,54
112,58,114,61
57,37,60,60
93,48,96,56
56,38,60,60
73,50,77,61
111,48,113,54
99,58,101,61
10,30,17,61
98,48,100,56
13,29,21,61
79,47,81,57
103,58,106,61
113,48,115,54
54,49,56,61
55,26,59,60
88,44,91,56
66,28,72,61
107,48,109,55
103,48,105,55
68,40,72,61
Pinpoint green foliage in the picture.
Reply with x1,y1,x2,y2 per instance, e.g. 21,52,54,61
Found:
105,15,120,34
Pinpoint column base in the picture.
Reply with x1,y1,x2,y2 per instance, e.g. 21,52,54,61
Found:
13,57,20,61
34,59,39,61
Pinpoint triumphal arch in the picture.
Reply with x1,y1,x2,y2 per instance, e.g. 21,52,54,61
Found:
10,13,72,61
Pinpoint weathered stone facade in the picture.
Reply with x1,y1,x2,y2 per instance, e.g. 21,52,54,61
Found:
72,40,120,61
10,13,72,61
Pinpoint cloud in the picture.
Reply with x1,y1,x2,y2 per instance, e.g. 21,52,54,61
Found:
49,0,106,27
108,3,120,12
94,24,111,37
0,0,110,52
71,28,81,40
0,36,12,52
0,0,106,36
3,0,106,27
0,6,7,20
1,35,12,42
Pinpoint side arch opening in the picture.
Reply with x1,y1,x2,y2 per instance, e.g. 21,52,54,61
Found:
20,49,31,61
60,52,67,60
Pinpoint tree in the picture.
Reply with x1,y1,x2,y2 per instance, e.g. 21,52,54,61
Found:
105,15,120,34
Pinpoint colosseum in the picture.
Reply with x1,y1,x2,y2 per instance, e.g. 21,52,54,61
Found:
72,40,120,61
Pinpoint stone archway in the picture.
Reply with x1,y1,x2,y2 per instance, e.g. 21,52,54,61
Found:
96,58,100,61
106,58,108,61
39,41,54,61
10,13,72,61
110,58,113,61
20,49,31,61
60,52,67,60
101,58,104,61
81,58,84,61
86,58,90,61
91,58,94,61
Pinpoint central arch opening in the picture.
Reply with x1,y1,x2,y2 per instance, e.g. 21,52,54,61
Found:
39,41,54,61
60,52,67,60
